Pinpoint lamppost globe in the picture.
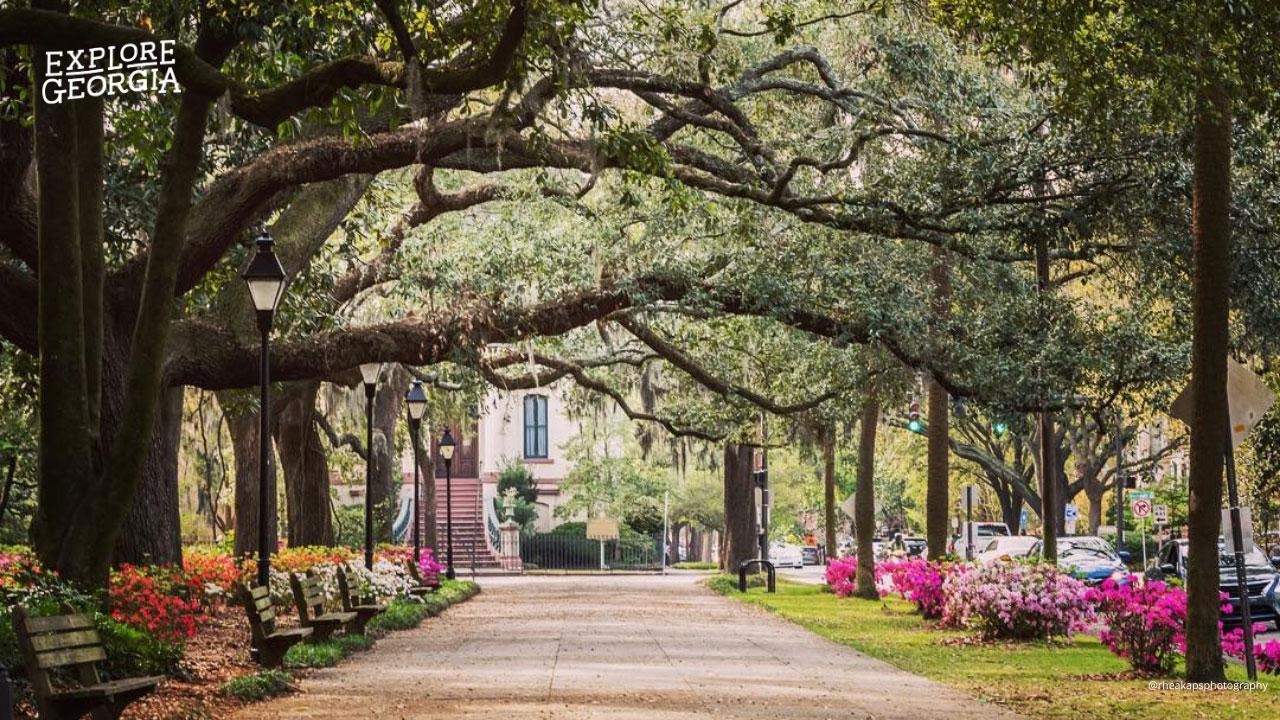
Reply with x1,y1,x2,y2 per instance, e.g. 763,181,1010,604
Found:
359,362,383,392
240,231,287,590
438,428,456,461
406,381,428,421
439,427,456,580
242,233,287,316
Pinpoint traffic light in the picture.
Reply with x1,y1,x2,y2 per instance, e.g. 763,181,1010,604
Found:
1124,473,1137,489
992,421,1008,437
907,402,924,433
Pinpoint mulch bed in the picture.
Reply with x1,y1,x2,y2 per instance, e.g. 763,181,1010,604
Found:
120,609,264,720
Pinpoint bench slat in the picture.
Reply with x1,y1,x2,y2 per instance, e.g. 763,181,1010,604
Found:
258,608,275,624
28,629,100,652
253,595,272,612
23,614,94,633
36,645,107,669
249,585,270,599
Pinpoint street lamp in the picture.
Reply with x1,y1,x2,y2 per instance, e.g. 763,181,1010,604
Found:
405,381,428,564
360,362,383,570
438,427,457,580
241,232,287,588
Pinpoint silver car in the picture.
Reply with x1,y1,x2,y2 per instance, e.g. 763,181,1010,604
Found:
974,536,1039,565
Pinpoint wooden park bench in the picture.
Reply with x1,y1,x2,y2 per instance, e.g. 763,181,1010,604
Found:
12,606,161,719
333,566,386,634
289,572,357,641
404,558,439,596
238,584,312,668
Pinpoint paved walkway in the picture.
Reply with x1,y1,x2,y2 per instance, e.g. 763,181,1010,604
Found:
237,574,1020,719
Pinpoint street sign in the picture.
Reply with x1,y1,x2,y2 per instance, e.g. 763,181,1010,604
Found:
1064,504,1079,521
1131,498,1152,518
1222,507,1255,555
1170,359,1275,449
1128,490,1153,501
1153,504,1169,524
960,485,980,513
1019,507,1029,532
586,517,620,541
841,494,857,519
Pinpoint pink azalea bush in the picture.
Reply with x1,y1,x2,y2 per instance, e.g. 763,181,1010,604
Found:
876,557,959,619
1255,640,1280,674
1087,577,1186,672
944,561,1092,640
418,548,445,585
824,556,858,598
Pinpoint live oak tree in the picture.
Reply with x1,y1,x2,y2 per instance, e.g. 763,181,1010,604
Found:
0,0,1187,590
931,0,1280,680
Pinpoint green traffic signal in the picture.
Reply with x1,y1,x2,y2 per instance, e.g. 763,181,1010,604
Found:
908,418,925,433
993,421,1008,437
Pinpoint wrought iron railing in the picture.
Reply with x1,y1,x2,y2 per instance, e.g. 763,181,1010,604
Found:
520,531,662,571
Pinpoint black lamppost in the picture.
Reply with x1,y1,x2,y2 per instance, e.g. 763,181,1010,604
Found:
438,427,456,580
360,362,383,570
241,232,287,588
405,381,428,564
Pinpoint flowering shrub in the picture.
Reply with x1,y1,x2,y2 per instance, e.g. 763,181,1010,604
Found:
269,546,356,575
183,547,242,607
1087,577,1186,672
1255,640,1280,674
417,548,445,584
824,556,858,597
108,564,205,643
944,561,1091,641
878,558,963,620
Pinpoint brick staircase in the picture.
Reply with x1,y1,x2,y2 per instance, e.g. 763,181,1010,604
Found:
432,476,502,570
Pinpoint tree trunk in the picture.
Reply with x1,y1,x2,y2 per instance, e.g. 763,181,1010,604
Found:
411,412,437,552
1085,480,1105,536
369,366,411,544
228,405,276,560
114,387,183,565
275,382,333,547
926,378,949,560
926,248,952,560
822,425,837,562
721,443,756,573
1185,79,1232,683
30,2,98,581
854,390,879,600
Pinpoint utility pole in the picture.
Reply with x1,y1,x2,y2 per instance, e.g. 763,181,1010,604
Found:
1036,232,1058,562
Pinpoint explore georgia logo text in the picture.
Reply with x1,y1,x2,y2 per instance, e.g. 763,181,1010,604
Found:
42,40,180,105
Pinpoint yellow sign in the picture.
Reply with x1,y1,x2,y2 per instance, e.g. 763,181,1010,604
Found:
585,518,619,540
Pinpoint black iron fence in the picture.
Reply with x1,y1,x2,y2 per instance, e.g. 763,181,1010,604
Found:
521,531,662,571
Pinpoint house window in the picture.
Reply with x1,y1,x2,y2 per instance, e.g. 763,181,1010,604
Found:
524,395,549,459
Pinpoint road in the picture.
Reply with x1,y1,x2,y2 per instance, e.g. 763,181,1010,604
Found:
238,573,1022,719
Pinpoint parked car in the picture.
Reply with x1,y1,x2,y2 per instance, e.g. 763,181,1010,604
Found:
974,536,1039,565
948,522,1011,558
1152,539,1280,628
769,543,805,569
1031,535,1130,586
801,545,826,565
903,537,927,557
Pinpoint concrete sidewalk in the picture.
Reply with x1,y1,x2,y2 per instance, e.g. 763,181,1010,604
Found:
236,574,1021,719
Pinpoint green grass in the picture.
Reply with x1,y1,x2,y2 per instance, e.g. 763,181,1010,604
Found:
333,633,375,654
284,640,345,669
713,578,1278,720
221,670,295,701
367,600,432,635
672,561,718,570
